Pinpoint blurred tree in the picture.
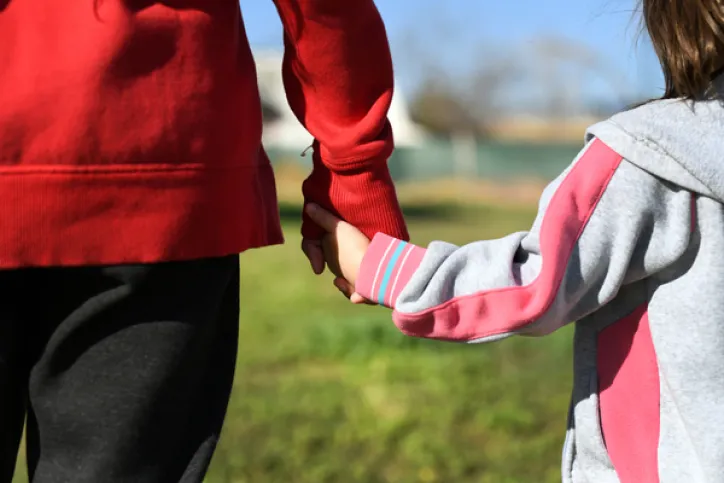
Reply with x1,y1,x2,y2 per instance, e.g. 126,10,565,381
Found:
465,52,523,126
409,80,484,137
409,55,522,139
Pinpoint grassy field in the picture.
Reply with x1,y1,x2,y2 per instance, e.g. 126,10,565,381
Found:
13,194,574,483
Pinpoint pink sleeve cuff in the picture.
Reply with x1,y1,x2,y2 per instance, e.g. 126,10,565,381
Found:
355,233,426,308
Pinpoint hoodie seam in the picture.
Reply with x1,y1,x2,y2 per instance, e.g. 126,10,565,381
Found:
602,119,717,197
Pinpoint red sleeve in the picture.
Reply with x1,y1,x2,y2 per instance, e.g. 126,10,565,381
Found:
272,0,409,241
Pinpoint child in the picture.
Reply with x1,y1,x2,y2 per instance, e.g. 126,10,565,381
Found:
307,1,724,481
0,1,407,482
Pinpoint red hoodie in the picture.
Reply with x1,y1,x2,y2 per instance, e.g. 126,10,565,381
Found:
0,0,408,268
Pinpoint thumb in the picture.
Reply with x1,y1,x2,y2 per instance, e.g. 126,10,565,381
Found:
306,204,342,234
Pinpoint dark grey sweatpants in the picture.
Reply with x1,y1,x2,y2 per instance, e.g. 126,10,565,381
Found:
0,256,240,483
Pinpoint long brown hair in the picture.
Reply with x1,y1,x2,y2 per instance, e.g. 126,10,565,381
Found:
642,0,724,99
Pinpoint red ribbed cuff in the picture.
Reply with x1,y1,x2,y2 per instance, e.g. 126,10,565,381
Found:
355,233,426,308
302,159,409,242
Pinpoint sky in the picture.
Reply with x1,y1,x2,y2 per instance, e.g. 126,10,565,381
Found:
239,0,663,106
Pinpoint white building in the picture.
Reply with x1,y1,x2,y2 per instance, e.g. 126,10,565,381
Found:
253,50,426,151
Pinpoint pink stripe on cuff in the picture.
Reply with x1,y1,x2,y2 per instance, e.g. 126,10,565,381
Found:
356,234,396,303
356,233,426,307
387,244,414,304
369,237,398,299
389,243,426,306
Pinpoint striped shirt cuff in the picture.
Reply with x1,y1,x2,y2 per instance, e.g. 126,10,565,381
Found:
356,233,426,308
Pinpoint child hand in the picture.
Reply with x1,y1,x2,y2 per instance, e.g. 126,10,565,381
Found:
305,204,372,304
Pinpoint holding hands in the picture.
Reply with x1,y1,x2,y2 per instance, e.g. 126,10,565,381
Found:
305,204,373,304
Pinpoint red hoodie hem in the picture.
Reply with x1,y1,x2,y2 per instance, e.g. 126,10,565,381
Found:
0,161,284,268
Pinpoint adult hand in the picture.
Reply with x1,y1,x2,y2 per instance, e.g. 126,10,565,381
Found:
306,204,374,304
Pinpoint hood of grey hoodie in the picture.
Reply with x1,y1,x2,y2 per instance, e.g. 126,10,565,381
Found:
587,92,724,202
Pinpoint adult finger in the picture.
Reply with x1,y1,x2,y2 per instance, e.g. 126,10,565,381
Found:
301,238,325,275
333,277,355,299
306,204,342,233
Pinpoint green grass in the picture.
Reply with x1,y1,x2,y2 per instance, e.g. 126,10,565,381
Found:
13,201,573,483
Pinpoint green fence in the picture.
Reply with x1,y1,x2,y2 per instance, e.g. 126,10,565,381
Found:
268,139,584,183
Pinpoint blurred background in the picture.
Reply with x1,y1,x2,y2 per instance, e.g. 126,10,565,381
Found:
253,0,660,184
14,1,662,482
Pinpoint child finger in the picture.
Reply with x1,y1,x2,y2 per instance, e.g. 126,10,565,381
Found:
350,292,375,305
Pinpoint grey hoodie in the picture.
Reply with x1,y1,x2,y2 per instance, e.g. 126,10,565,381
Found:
355,91,724,482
